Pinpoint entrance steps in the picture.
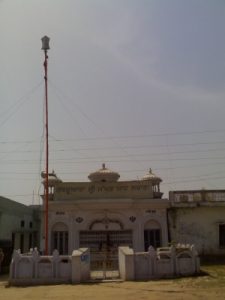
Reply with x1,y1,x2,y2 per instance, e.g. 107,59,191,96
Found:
90,270,120,281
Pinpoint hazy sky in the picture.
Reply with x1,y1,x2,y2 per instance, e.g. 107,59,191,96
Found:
1,0,225,205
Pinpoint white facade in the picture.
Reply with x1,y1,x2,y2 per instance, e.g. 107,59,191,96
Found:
41,166,169,259
40,167,225,261
47,198,169,254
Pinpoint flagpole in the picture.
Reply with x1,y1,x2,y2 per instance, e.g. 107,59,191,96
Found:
41,36,50,255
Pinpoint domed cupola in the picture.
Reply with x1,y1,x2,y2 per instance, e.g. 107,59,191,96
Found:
41,170,62,187
142,168,162,184
88,163,120,183
142,168,163,198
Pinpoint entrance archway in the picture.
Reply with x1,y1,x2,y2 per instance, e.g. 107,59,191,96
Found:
79,218,132,280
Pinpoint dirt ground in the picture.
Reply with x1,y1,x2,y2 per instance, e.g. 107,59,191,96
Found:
0,265,225,300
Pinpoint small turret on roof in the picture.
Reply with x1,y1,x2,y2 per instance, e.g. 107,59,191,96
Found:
41,170,62,187
142,168,163,198
142,168,162,183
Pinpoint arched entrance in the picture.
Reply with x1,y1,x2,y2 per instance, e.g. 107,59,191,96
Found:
144,220,162,251
51,222,68,254
79,218,132,280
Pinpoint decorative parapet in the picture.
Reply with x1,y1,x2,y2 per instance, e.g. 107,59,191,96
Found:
54,180,153,200
170,190,225,206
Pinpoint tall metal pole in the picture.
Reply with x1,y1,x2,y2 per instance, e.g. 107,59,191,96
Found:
41,36,50,255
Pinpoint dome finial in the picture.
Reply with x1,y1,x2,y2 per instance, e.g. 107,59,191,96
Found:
102,163,106,169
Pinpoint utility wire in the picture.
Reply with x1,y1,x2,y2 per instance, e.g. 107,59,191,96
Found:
1,146,225,156
1,156,225,164
48,80,146,170
49,82,108,164
48,128,225,141
0,80,43,128
163,175,225,185
35,90,45,205
1,135,225,145
2,170,225,181
1,163,225,175
4,174,225,197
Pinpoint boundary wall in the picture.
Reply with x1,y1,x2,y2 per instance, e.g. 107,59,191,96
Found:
9,244,200,285
9,248,90,285
119,244,200,281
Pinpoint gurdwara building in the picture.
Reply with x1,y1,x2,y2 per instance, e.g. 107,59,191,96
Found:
41,164,169,257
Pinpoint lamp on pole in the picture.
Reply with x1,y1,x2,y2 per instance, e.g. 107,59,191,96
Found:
41,36,50,255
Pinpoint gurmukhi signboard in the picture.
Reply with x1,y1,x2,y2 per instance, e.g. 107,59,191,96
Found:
54,181,153,200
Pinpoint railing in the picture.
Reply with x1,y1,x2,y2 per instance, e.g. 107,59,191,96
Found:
170,190,225,203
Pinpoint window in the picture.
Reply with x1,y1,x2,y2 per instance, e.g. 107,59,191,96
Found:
219,224,225,247
20,234,24,253
52,231,68,254
51,223,69,254
33,232,38,248
29,233,33,249
21,220,25,228
144,229,161,251
29,221,33,228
